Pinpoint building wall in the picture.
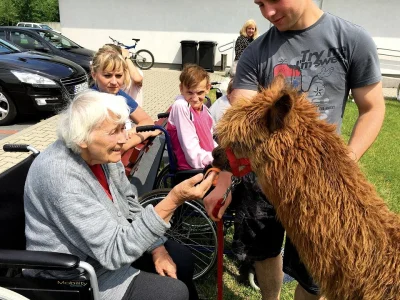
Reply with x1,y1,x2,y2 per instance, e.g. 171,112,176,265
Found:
59,0,400,68
322,0,400,50
59,0,269,68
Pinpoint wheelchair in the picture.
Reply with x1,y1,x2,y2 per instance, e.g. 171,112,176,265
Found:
0,144,100,300
133,120,219,280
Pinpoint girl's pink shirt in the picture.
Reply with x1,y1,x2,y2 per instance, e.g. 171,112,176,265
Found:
167,95,217,170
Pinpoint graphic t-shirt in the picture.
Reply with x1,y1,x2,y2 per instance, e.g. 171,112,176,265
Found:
233,13,381,131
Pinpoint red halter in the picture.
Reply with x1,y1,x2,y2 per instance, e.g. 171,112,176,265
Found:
225,148,252,177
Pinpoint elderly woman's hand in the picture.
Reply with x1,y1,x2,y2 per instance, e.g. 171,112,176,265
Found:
151,246,177,278
154,171,217,223
170,172,216,204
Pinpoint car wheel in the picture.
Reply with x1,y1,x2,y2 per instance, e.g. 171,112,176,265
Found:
0,90,17,126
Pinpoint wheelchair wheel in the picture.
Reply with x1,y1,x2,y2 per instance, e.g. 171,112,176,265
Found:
0,287,29,300
140,189,217,280
154,165,173,189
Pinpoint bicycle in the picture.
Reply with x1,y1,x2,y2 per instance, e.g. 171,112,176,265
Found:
109,36,155,70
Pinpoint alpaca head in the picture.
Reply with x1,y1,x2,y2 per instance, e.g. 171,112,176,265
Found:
213,75,339,177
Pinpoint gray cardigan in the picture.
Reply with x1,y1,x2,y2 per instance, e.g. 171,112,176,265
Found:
24,139,170,300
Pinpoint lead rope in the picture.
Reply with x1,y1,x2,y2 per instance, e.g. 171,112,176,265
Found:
212,176,241,300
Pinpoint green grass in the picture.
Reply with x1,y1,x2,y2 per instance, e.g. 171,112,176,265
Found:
196,98,400,299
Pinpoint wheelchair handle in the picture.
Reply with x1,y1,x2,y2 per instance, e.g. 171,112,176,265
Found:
3,144,40,155
3,144,30,152
136,125,157,132
157,112,170,119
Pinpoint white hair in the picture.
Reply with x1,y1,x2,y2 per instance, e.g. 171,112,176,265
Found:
57,90,130,153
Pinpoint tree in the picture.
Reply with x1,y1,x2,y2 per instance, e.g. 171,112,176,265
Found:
0,0,59,26
0,0,20,25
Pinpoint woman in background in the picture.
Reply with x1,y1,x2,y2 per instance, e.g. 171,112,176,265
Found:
231,19,258,77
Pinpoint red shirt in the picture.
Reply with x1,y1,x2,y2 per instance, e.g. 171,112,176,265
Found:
89,164,113,201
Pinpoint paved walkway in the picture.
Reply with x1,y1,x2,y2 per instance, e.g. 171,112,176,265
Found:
0,68,225,174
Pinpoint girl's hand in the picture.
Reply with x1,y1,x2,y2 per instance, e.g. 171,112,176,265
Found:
127,128,137,139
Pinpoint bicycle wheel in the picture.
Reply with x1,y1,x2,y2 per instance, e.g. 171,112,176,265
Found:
0,287,29,300
134,49,154,70
140,189,217,280
154,165,174,189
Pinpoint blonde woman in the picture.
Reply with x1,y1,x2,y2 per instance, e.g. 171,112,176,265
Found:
91,45,158,152
103,44,144,107
231,19,258,77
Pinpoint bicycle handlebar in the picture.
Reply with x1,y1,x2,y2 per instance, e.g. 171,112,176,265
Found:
109,36,125,47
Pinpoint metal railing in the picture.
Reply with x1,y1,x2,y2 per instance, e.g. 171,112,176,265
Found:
377,48,400,100
218,39,236,68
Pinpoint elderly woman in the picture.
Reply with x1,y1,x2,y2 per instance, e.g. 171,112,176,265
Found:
23,91,215,300
91,44,156,152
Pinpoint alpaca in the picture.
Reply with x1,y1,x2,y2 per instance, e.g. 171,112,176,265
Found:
212,76,400,300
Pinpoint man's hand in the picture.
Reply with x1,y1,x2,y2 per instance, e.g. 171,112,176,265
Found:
203,171,232,221
152,246,177,278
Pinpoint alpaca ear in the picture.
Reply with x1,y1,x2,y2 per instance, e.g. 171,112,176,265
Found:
266,94,292,133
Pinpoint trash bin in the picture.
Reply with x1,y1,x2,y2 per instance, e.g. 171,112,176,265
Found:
180,40,198,69
198,41,218,72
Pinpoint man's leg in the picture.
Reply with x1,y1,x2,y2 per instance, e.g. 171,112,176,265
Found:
283,238,325,300
254,255,283,300
231,173,285,300
294,285,326,300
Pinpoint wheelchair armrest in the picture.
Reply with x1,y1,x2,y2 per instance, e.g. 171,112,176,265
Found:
175,169,204,175
173,169,204,185
0,249,80,270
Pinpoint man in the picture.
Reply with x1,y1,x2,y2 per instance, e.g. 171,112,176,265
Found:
204,0,385,299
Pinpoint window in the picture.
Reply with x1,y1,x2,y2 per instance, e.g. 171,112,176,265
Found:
0,40,18,54
33,24,40,28
24,24,32,27
40,25,52,30
10,31,45,51
0,30,6,40
37,30,79,49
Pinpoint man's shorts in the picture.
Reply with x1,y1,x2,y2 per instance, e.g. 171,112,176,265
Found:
231,172,320,295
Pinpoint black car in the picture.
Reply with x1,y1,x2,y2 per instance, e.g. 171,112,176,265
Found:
0,38,88,125
0,27,95,74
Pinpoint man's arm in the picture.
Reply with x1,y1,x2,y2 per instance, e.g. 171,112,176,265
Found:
204,89,257,220
348,81,385,161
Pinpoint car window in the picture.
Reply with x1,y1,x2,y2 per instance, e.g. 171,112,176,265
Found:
10,31,45,51
0,39,19,54
17,23,24,27
40,25,52,30
37,30,79,49
33,24,40,28
0,30,6,40
24,24,32,27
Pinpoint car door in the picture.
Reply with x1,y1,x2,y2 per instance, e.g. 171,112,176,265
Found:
8,29,52,53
